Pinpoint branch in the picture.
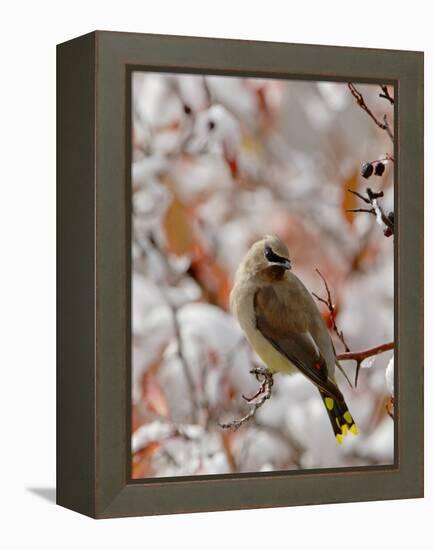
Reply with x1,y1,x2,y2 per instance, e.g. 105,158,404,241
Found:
382,114,394,141
313,268,394,387
348,83,394,142
312,269,350,352
137,235,202,423
347,187,394,237
219,367,274,430
365,154,394,166
379,85,394,105
170,303,200,423
337,341,394,387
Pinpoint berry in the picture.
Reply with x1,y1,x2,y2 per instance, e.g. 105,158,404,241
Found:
374,162,385,176
183,104,192,115
384,212,394,237
361,162,374,179
208,120,216,131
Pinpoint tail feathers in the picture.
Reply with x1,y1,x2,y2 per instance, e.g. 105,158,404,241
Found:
320,390,359,445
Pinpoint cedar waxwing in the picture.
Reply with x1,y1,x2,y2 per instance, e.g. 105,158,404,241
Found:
230,235,358,444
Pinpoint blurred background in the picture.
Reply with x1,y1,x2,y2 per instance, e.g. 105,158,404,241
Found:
131,72,394,479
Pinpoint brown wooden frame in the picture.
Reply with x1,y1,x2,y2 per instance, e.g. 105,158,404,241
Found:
57,31,424,518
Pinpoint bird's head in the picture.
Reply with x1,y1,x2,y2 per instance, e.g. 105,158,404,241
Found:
241,235,292,279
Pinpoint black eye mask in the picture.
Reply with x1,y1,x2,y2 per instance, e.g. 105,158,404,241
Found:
264,246,289,265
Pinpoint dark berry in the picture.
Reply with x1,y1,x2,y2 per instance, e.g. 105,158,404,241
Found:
374,162,385,176
183,104,192,115
361,162,374,179
384,227,393,237
208,120,216,131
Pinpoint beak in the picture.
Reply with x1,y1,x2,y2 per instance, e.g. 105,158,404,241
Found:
271,259,292,270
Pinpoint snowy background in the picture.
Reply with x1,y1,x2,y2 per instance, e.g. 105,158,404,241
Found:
130,72,395,479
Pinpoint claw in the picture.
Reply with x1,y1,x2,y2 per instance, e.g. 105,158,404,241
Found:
242,384,265,402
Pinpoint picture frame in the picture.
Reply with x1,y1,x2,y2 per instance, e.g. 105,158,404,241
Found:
57,30,424,518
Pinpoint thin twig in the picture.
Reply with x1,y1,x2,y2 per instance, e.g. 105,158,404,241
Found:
379,85,395,105
348,83,394,142
219,367,274,430
346,208,375,214
170,304,200,423
202,75,213,106
347,188,394,237
366,153,395,164
337,341,394,387
382,114,394,142
137,234,201,423
312,269,350,352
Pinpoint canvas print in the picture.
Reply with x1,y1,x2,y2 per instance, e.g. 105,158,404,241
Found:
130,72,395,479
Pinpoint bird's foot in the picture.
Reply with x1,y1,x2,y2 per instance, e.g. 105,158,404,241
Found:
218,368,274,430
242,368,274,402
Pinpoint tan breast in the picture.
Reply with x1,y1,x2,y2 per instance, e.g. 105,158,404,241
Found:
230,279,296,375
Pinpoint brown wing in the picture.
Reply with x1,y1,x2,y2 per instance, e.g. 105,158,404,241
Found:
254,285,344,402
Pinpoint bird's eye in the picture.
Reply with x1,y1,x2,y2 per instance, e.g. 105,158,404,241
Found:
264,246,273,261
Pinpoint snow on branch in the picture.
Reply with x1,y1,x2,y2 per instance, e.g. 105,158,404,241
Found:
347,187,394,237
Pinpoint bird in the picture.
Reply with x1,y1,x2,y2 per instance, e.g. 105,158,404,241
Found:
230,234,358,444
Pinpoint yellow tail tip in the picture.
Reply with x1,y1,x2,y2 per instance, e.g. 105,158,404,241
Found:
343,411,353,424
325,397,334,410
350,424,359,435
341,424,349,436
336,433,344,445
